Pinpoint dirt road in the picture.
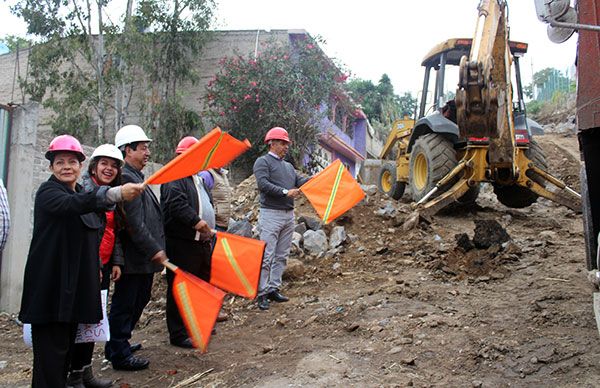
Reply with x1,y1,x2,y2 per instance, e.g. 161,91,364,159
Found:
1,133,598,387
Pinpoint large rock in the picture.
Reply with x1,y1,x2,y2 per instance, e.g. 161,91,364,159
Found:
283,258,305,280
361,184,378,196
298,215,322,231
303,229,328,255
375,201,397,218
329,226,347,249
472,219,511,249
292,232,303,249
294,222,307,235
228,219,253,237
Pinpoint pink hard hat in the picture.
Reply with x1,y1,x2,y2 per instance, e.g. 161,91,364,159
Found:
45,134,85,162
264,127,290,144
176,136,198,154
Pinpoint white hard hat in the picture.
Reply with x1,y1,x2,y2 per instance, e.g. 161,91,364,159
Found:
115,125,152,149
91,144,124,166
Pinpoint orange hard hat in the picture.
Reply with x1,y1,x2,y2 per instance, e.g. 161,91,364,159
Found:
176,136,199,154
46,134,85,162
264,127,290,144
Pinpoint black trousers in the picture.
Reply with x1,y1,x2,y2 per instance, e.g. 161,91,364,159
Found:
104,272,153,362
166,237,212,342
31,322,78,388
70,265,111,371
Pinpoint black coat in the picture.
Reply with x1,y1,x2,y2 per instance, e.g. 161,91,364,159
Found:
161,176,213,241
119,163,164,274
19,175,112,324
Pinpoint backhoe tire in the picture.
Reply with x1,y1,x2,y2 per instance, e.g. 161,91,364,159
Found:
493,140,548,209
409,133,457,202
378,163,405,200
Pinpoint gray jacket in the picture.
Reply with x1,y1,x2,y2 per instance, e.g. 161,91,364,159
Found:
253,153,308,210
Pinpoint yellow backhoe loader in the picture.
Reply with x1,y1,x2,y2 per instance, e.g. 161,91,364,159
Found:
378,0,580,216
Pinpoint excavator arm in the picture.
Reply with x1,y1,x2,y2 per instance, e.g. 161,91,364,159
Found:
455,0,516,178
412,0,581,218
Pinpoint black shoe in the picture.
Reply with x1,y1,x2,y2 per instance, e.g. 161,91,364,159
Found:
170,338,194,349
111,355,150,371
66,371,85,388
267,291,289,303
257,295,269,310
130,343,142,353
82,365,113,388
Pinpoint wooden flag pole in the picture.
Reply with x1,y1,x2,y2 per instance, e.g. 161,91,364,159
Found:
161,259,179,272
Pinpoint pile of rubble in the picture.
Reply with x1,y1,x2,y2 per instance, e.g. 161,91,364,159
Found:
228,175,522,283
426,219,522,280
228,175,373,280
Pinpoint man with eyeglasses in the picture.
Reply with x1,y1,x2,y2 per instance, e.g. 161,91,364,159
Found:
105,125,167,371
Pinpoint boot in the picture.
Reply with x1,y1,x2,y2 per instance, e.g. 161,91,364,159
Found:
82,365,113,388
66,371,85,388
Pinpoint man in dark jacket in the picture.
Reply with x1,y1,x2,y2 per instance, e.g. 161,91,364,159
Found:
105,125,167,371
161,136,215,348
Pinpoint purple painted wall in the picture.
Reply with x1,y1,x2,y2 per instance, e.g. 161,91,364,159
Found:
288,32,367,176
352,119,367,155
332,152,356,175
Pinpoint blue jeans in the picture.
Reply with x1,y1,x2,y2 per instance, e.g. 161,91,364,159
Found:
258,208,294,297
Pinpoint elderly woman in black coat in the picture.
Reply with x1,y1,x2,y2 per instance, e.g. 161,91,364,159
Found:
18,135,145,388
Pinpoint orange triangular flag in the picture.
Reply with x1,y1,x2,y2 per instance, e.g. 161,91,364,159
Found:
300,159,365,224
210,231,265,299
171,265,226,352
145,127,251,185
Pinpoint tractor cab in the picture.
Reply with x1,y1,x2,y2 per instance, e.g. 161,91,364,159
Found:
415,38,540,149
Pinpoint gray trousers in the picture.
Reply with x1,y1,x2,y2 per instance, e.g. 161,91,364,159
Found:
258,208,295,297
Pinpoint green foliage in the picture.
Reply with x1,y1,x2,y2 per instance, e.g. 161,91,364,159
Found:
132,0,215,99
533,68,557,87
11,0,216,163
151,97,204,161
204,37,346,168
526,99,543,116
397,92,417,118
346,74,415,141
346,78,380,121
0,35,31,52
523,84,533,99
530,67,572,102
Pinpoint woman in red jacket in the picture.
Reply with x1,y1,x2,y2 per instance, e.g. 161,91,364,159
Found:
67,144,127,388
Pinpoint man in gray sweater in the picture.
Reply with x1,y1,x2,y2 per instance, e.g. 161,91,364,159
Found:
253,127,308,310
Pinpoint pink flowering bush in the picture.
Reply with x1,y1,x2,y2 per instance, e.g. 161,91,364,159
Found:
204,37,347,168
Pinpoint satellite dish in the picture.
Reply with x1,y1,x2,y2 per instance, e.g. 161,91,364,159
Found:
534,0,570,22
547,7,577,43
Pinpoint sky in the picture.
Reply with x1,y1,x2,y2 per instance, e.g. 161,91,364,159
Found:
0,0,578,96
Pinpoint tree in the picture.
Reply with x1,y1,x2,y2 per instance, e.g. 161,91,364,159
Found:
530,67,572,101
397,92,417,118
11,0,216,161
12,0,113,139
523,84,533,100
346,74,415,141
532,67,560,88
0,35,31,52
127,0,216,161
346,78,380,121
204,37,347,169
